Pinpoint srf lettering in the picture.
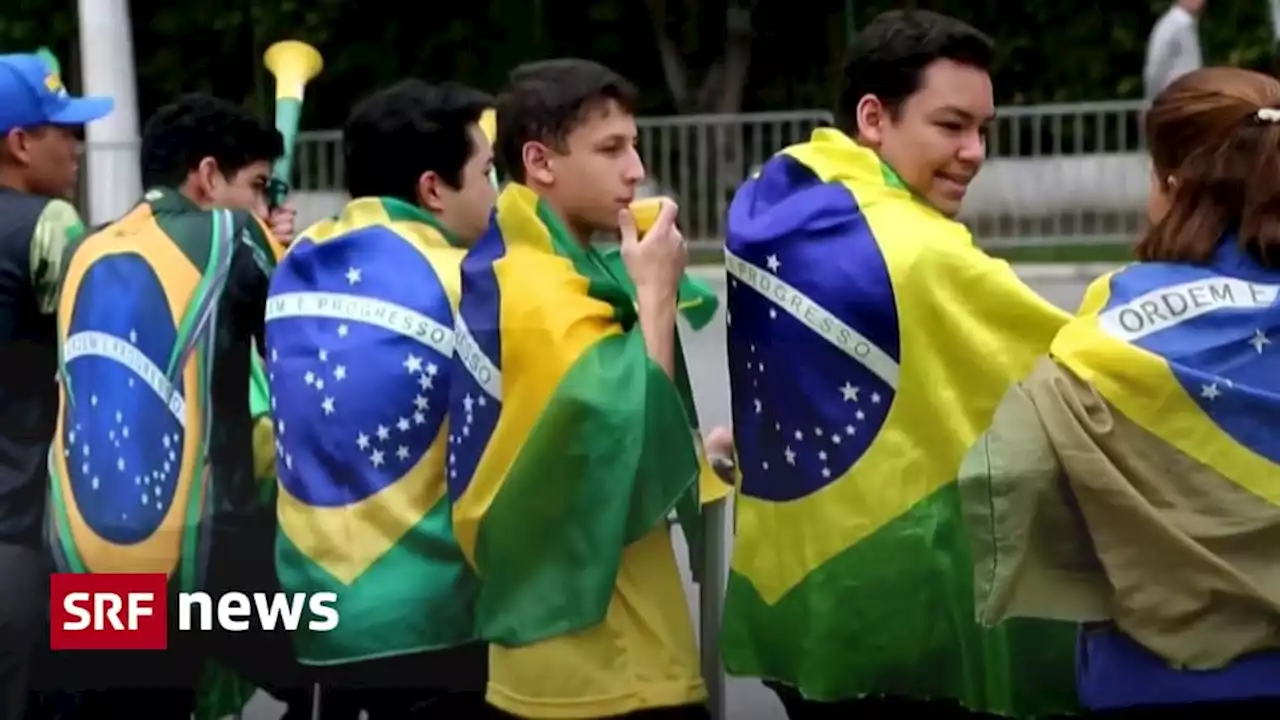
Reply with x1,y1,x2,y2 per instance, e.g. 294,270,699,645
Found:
62,591,154,631
49,573,169,650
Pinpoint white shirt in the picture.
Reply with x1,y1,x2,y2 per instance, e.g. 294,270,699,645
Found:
1144,5,1203,99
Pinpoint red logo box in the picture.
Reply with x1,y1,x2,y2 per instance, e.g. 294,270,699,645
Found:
49,573,168,650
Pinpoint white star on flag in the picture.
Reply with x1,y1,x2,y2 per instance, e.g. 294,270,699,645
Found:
272,325,440,480
448,391,490,480
738,342,880,482
64,323,185,527
1249,329,1271,354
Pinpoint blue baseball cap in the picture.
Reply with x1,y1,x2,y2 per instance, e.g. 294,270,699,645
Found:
0,53,114,133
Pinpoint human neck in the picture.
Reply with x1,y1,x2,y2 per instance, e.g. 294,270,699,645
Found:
0,167,34,194
527,185,592,247
175,180,212,210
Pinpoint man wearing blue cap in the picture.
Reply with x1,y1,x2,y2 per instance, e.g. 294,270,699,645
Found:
0,52,112,720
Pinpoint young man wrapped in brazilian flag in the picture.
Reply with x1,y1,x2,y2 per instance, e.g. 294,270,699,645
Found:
47,94,309,718
448,58,733,720
263,79,499,718
721,10,1081,720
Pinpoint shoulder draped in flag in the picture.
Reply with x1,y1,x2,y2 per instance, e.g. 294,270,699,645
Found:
962,239,1280,669
721,127,1079,715
448,183,711,646
265,197,478,664
49,200,239,592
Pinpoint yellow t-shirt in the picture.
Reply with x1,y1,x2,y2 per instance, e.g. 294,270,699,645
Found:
487,526,707,718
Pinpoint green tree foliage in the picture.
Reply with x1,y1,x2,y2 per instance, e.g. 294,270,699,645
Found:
0,0,1274,129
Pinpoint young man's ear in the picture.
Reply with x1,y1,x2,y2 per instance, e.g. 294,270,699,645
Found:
417,170,447,214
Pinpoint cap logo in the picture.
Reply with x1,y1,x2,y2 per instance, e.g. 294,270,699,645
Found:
44,72,68,97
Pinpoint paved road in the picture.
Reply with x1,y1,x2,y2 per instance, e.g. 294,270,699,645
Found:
244,265,1102,720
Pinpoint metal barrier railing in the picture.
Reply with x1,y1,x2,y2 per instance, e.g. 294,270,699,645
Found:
80,101,1151,247
280,101,1150,248
968,100,1148,247
285,110,831,243
699,498,730,720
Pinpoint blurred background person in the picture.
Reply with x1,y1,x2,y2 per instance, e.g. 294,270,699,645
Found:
1145,0,1206,99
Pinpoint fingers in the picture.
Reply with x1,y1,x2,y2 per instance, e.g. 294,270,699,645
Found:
704,426,734,458
618,208,639,247
647,199,679,241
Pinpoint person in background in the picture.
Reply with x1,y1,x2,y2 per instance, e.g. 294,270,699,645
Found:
1144,0,1205,100
448,58,730,719
962,66,1280,718
264,78,497,718
0,51,113,720
46,93,306,718
719,10,1080,719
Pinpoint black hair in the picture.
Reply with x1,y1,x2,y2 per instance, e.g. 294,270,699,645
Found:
835,10,994,135
495,58,639,184
343,79,493,202
139,93,283,189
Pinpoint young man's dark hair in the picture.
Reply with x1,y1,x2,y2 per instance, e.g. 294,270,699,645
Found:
140,93,283,188
494,58,639,184
343,79,493,202
834,9,994,134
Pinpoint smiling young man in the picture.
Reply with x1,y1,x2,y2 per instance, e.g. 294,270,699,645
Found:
721,10,1077,720
841,12,991,216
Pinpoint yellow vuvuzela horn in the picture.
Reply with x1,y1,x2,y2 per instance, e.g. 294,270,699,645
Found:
262,40,323,210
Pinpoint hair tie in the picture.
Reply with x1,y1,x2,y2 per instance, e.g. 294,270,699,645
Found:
1256,108,1280,123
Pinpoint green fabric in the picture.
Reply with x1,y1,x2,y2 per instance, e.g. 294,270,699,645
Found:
469,194,702,646
36,47,60,75
957,382,1110,627
475,329,697,645
279,497,480,664
720,482,1082,718
250,349,271,420
250,341,275,505
193,660,255,720
596,248,721,330
379,195,467,247
269,98,303,208
539,199,706,580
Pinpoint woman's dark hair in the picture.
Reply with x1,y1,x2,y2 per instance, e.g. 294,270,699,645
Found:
1139,67,1280,267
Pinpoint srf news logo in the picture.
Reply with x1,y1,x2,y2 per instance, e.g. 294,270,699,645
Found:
50,573,166,650
50,573,339,651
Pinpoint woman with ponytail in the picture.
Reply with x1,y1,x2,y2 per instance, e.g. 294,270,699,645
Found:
961,67,1280,717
